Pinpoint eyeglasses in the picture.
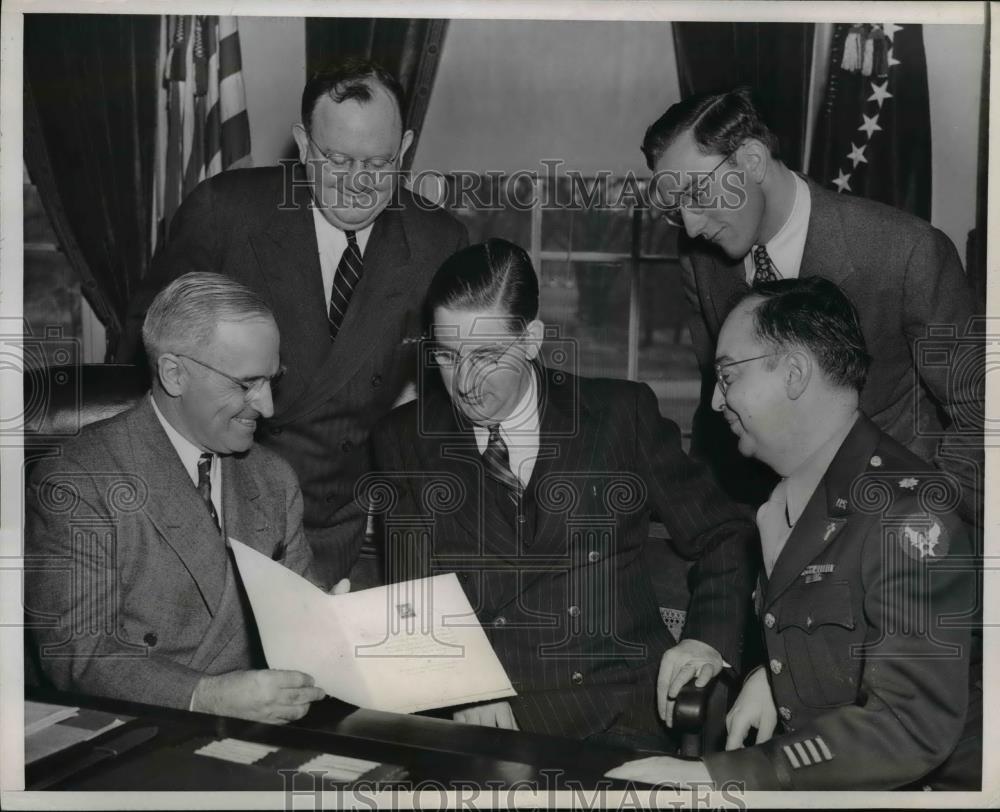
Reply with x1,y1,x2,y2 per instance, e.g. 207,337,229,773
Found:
176,354,286,402
652,150,736,228
714,352,782,394
305,131,402,175
428,334,523,371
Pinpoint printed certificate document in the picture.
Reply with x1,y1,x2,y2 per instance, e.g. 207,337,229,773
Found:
230,539,516,713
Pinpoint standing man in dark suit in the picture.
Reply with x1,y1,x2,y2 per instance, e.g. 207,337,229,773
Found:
368,239,754,743
122,58,468,588
640,87,981,519
608,278,979,790
27,273,339,722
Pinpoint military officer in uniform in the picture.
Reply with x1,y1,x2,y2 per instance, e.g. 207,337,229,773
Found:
609,277,980,790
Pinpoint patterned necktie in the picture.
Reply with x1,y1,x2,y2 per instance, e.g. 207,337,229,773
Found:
482,424,522,495
197,452,221,533
752,244,780,285
328,230,364,341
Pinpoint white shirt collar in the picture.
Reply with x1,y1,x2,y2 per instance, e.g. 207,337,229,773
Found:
744,173,811,283
149,393,220,492
472,367,541,487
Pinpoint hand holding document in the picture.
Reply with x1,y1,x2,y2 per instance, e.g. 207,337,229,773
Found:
230,539,516,713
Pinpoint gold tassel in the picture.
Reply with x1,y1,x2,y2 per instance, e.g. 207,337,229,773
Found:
841,25,865,73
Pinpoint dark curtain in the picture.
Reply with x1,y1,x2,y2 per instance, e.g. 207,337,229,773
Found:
672,22,815,171
305,18,449,170
969,8,989,305
24,14,159,361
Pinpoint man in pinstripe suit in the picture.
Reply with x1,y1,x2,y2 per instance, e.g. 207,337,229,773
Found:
369,239,755,743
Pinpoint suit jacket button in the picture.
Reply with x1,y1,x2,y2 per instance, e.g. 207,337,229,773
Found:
517,514,526,524
341,439,354,452
769,659,783,675
778,706,792,721
494,616,507,627
764,612,776,629
371,374,383,387
587,550,600,563
567,605,581,618
143,632,157,647
571,671,584,685
270,426,283,436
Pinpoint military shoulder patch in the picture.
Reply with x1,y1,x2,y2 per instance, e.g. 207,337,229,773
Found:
900,515,949,561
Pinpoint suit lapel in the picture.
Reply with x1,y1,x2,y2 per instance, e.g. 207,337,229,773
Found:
248,171,327,409
127,400,230,615
188,455,271,671
764,416,879,606
276,198,416,425
694,243,748,337
801,176,857,287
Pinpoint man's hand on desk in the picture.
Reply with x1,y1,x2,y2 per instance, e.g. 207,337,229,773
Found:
453,701,520,730
605,755,712,787
657,638,724,726
725,666,776,750
190,669,326,723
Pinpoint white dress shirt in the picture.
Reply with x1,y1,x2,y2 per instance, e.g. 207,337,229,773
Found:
472,369,541,488
312,208,373,309
150,393,222,521
743,173,812,284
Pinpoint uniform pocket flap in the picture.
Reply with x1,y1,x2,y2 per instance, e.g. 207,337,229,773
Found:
778,580,855,633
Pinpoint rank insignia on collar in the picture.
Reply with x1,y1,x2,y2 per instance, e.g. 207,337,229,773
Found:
899,477,919,490
835,497,848,510
823,522,838,542
901,516,949,560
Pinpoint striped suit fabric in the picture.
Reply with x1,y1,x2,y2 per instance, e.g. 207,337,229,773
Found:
369,366,756,740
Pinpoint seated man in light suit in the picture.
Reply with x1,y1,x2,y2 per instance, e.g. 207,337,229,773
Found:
26,272,342,723
369,239,755,744
609,278,980,790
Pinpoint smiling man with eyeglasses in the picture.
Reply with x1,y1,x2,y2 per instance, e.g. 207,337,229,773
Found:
26,272,354,725
369,239,754,746
123,58,468,590
640,86,981,524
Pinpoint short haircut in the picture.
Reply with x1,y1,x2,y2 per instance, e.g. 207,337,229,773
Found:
142,272,274,363
743,277,871,392
301,57,406,130
424,239,539,334
641,86,780,170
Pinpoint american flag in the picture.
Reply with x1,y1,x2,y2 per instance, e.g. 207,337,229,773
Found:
152,16,253,248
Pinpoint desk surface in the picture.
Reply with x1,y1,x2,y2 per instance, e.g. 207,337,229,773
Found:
25,689,662,792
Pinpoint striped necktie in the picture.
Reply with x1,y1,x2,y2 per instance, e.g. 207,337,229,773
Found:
196,452,221,533
752,244,780,285
328,230,364,341
482,424,522,495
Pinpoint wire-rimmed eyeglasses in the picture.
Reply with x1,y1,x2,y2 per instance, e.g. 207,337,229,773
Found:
176,353,285,402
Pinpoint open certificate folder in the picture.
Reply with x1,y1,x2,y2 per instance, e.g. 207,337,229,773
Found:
230,539,516,713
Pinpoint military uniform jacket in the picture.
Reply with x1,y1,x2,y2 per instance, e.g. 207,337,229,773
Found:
25,398,318,710
704,416,977,790
369,366,755,739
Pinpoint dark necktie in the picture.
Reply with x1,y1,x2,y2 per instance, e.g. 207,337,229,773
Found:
482,424,522,495
197,452,221,533
752,244,780,285
328,230,364,341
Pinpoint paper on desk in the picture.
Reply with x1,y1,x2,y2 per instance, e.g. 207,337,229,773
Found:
230,538,516,713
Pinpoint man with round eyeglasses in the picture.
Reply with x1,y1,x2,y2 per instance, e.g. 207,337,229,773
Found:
27,273,349,723
368,239,754,744
641,86,981,523
123,57,468,590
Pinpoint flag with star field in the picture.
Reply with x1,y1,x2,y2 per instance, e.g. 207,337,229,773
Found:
808,23,931,221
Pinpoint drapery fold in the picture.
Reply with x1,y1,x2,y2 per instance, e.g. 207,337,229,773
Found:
24,14,160,360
